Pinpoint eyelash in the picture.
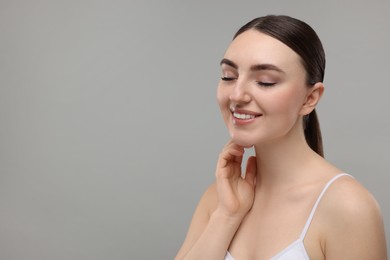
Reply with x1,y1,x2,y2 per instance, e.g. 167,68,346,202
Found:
221,77,276,87
257,82,276,87
221,76,236,81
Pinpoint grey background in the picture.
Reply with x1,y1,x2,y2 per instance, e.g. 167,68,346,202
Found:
0,0,389,259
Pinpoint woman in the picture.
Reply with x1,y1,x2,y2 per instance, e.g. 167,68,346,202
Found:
175,15,387,259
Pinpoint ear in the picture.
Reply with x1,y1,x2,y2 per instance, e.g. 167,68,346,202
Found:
300,82,324,116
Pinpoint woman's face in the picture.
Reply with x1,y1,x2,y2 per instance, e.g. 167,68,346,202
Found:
217,30,313,148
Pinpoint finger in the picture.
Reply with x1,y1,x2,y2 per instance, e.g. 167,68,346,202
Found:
216,145,244,180
244,156,257,187
224,141,245,155
219,143,244,166
217,151,243,171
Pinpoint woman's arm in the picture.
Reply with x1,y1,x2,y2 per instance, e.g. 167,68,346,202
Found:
175,141,257,260
174,185,244,260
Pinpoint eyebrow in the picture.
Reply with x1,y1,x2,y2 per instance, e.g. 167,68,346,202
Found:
220,58,285,74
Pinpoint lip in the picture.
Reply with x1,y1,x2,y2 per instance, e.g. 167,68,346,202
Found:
230,108,262,125
231,108,262,116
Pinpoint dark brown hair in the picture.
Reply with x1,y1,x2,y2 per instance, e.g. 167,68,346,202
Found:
233,15,325,157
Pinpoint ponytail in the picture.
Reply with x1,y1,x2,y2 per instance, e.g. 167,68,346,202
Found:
304,109,324,157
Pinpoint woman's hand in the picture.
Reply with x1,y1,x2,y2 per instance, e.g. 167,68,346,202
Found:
174,140,258,260
214,140,257,220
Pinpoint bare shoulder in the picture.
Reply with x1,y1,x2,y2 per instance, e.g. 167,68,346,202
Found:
322,175,382,223
319,175,387,259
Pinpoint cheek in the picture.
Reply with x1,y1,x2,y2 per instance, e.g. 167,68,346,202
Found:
267,88,305,117
217,86,229,111
216,86,223,106
216,86,233,126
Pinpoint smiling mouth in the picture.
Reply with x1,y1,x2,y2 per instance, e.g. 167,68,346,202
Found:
229,106,262,123
231,110,263,122
233,112,256,119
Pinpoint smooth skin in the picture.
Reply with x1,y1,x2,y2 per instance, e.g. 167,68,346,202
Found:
175,30,387,260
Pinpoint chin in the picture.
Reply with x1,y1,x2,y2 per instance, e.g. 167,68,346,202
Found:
230,133,255,148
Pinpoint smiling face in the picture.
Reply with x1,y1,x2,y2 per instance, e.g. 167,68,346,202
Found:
217,30,317,147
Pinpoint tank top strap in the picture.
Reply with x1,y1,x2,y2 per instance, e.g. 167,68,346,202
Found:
299,173,352,240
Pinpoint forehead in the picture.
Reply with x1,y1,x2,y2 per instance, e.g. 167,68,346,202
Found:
223,30,303,72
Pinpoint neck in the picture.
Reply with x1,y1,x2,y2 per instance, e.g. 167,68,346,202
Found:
253,126,320,189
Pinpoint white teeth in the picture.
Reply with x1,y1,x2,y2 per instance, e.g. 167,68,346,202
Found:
233,112,255,119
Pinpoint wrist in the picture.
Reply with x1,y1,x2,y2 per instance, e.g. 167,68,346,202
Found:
211,208,246,226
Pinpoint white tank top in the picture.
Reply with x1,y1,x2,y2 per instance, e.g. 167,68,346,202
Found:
225,173,352,260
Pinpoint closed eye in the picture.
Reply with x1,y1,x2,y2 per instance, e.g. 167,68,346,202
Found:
221,76,236,81
257,82,276,87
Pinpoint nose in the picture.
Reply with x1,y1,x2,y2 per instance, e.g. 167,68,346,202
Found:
229,79,251,103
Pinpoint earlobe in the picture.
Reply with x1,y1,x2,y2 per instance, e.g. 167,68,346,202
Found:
300,82,324,115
